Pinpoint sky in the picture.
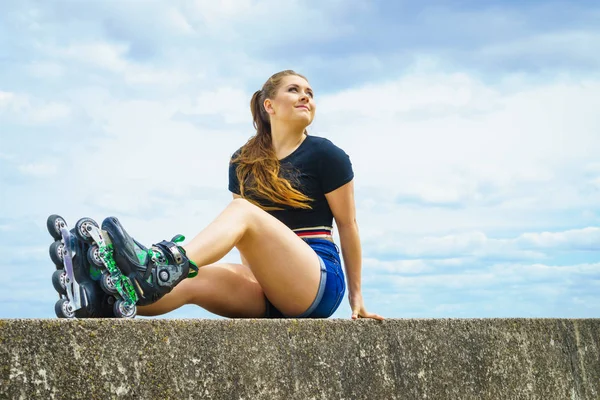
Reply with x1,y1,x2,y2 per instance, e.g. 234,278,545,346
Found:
1,0,599,319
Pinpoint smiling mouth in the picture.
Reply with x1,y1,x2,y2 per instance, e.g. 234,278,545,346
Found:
296,106,309,110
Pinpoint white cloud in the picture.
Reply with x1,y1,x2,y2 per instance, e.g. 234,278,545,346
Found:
58,42,129,72
319,69,501,118
0,91,15,107
363,257,468,274
43,41,194,88
517,227,600,250
386,261,600,291
17,161,59,178
180,87,251,124
0,92,71,124
123,68,191,86
183,0,353,44
164,7,195,34
31,102,71,122
362,227,600,261
319,67,600,164
26,61,65,79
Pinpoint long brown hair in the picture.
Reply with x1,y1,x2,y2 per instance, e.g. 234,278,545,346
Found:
232,70,313,210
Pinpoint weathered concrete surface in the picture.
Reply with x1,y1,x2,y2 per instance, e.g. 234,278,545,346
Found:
0,319,599,400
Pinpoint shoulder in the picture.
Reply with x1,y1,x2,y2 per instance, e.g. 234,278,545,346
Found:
230,146,243,163
307,136,351,162
311,135,354,192
306,135,347,155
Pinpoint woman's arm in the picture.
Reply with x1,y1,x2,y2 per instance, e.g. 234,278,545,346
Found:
325,180,384,320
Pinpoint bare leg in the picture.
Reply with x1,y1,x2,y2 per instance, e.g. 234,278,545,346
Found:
138,263,266,318
182,198,321,317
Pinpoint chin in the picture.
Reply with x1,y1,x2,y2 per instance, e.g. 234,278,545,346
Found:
286,115,313,129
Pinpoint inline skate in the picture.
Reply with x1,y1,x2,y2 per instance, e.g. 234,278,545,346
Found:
48,215,198,318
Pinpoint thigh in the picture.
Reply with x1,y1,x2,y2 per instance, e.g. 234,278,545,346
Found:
235,200,322,317
140,262,267,318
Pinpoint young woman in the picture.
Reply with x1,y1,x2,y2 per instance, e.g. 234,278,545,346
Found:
91,70,383,320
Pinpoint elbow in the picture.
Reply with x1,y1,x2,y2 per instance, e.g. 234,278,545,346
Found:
336,218,358,229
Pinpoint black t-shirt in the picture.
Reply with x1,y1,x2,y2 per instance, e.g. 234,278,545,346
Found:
228,135,354,230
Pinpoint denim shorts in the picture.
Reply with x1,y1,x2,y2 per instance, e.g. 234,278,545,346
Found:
264,238,346,319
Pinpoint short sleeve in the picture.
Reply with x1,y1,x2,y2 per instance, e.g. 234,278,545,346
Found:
319,139,354,194
228,151,241,195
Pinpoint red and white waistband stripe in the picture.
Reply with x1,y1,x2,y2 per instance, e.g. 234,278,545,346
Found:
293,226,333,238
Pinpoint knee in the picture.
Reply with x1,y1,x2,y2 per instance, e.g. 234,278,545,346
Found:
228,198,266,230
231,197,251,207
230,198,260,217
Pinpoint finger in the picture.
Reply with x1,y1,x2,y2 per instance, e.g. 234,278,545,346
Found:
366,312,385,321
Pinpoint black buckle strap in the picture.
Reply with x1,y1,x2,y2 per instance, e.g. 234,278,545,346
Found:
156,240,184,265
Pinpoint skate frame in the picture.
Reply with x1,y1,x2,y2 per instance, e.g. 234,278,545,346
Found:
60,227,85,312
87,225,138,309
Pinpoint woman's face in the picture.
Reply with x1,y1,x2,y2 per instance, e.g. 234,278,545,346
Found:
265,75,316,128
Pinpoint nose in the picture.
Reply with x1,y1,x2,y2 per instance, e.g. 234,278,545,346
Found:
299,91,309,102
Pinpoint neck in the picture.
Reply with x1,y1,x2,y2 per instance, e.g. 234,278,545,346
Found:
270,122,307,160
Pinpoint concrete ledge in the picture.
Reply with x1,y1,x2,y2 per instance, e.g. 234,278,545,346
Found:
1,319,599,399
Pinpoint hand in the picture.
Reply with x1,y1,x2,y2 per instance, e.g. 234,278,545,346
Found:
349,293,384,321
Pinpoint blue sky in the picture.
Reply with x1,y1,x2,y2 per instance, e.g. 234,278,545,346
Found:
1,0,599,319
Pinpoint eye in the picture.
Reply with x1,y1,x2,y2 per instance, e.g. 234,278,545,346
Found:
288,87,298,92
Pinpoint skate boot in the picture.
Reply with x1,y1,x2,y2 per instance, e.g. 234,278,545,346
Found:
100,216,199,308
47,215,115,318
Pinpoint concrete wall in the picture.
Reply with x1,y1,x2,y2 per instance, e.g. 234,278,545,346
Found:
1,318,599,399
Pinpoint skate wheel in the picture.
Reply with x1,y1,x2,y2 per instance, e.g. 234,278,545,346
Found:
100,272,118,294
113,299,136,318
74,218,99,243
87,245,104,268
52,269,68,295
55,298,75,318
49,241,65,268
47,215,67,241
